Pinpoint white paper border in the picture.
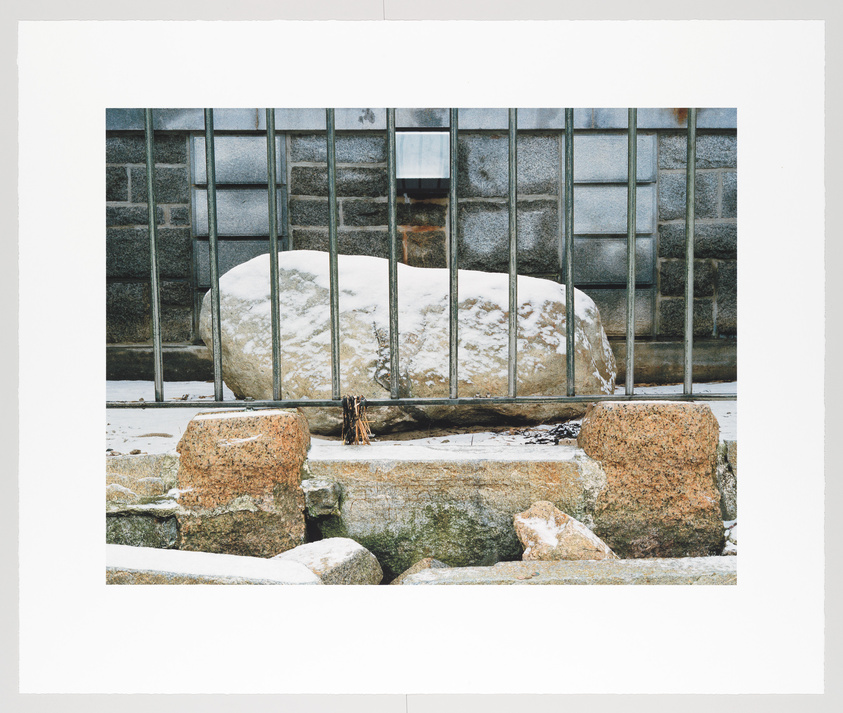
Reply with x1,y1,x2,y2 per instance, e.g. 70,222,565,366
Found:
17,19,824,695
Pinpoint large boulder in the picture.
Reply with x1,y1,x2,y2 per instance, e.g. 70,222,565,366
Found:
199,250,616,434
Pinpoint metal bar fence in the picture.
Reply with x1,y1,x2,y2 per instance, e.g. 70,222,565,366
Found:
684,107,698,395
203,108,224,402
386,108,400,399
266,108,283,400
564,108,575,397
143,109,164,403
448,108,460,399
326,108,341,400
625,108,638,396
507,108,518,398
109,107,735,411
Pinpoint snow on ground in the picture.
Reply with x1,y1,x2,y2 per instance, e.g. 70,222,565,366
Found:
106,380,737,455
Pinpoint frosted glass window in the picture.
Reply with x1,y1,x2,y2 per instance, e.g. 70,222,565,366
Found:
396,132,450,179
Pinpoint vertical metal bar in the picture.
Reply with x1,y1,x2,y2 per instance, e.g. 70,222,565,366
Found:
625,108,638,396
564,108,575,396
386,109,400,399
204,108,224,401
683,107,697,395
143,109,164,402
507,108,518,398
448,108,460,399
278,123,290,251
266,108,283,401
326,109,341,400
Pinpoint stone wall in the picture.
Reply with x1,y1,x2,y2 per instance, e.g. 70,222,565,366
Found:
106,108,737,381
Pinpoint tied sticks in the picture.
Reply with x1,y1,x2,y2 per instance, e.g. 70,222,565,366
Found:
342,395,372,445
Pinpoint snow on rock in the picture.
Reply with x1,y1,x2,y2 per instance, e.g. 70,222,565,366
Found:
199,250,617,434
514,501,617,561
272,537,383,585
106,544,323,585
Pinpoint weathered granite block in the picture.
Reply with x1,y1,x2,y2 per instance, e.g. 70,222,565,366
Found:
658,172,718,221
106,282,149,342
716,260,737,335
129,165,190,204
457,134,559,197
106,166,128,201
405,229,447,268
290,165,388,198
458,200,561,273
290,134,386,163
291,228,389,259
175,409,310,557
106,205,164,227
722,171,737,218
659,258,716,297
194,239,270,288
657,297,714,337
658,222,736,259
658,134,737,170
106,134,188,164
106,227,191,279
578,402,725,558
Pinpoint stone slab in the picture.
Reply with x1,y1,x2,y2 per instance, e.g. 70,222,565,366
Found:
306,444,608,581
398,556,736,585
106,544,323,584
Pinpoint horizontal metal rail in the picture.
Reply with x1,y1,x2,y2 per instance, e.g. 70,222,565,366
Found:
107,392,736,409
116,107,734,412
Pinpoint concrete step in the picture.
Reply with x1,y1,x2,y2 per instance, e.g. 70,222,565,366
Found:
397,556,736,585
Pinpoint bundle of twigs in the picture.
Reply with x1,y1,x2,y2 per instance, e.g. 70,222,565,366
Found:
341,395,372,445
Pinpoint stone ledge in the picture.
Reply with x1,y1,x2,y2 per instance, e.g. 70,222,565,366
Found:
106,544,322,585
398,557,736,585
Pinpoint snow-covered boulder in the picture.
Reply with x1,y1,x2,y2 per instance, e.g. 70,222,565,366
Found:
272,537,383,585
199,250,617,434
514,501,617,561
